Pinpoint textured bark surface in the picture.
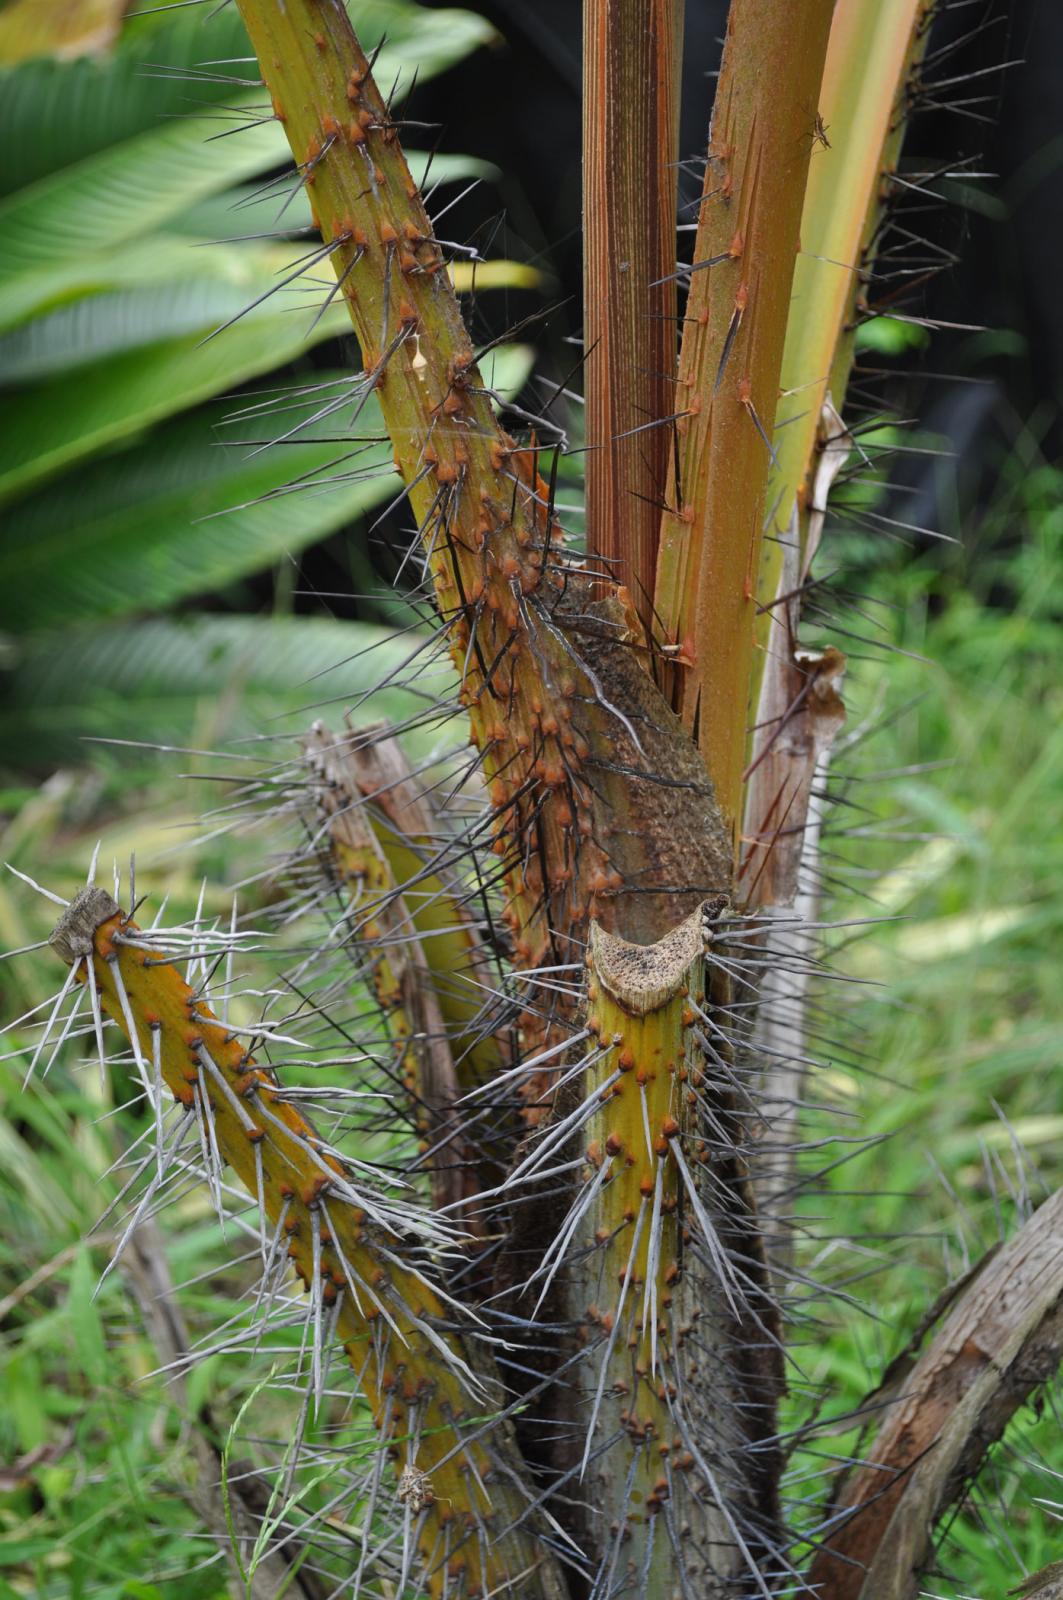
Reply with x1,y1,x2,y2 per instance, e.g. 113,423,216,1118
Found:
571,594,732,946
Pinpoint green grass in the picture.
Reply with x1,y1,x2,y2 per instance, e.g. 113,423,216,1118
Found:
785,458,1063,1595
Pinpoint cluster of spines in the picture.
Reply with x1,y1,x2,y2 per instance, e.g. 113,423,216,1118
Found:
45,883,560,1600
303,723,453,1167
576,913,729,1588
434,906,784,1597
299,718,525,1226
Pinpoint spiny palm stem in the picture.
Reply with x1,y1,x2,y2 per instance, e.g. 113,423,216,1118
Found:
49,886,566,1600
235,0,729,991
582,0,684,628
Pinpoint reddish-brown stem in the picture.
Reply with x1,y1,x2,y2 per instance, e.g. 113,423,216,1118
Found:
653,0,834,843
582,0,683,629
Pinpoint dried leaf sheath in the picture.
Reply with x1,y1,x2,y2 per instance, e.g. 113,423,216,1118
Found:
49,887,565,1600
305,722,506,1097
234,0,731,982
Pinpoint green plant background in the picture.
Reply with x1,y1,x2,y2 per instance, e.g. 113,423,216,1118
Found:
0,3,1061,1597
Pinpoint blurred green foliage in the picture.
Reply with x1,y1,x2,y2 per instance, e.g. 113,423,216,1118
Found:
0,0,531,771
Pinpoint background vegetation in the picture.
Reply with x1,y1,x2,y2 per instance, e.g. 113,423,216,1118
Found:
0,2,1060,1596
